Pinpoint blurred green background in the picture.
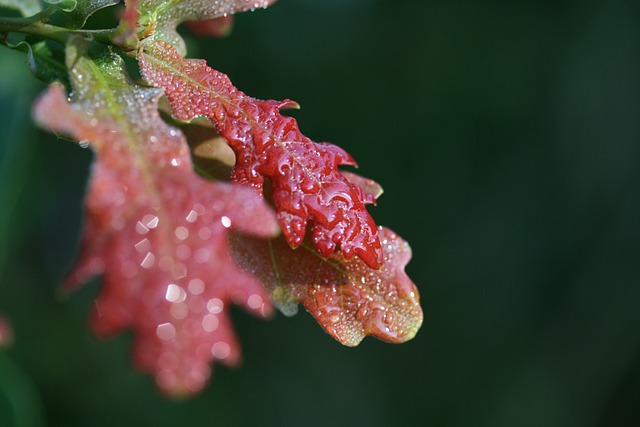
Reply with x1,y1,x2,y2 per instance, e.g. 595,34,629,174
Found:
1,0,639,426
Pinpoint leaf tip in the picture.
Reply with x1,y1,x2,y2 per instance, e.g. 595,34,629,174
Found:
279,100,300,110
32,83,67,127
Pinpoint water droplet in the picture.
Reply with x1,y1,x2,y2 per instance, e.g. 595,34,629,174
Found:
385,311,395,325
206,298,224,314
211,342,231,359
198,227,212,241
156,323,176,341
214,107,226,121
247,294,263,310
355,306,370,321
186,209,198,223
193,203,205,215
188,278,205,295
165,284,187,303
174,226,189,240
140,252,155,269
135,238,151,253
136,221,149,235
171,262,187,279
111,217,125,230
194,248,210,263
142,214,159,229
202,314,219,332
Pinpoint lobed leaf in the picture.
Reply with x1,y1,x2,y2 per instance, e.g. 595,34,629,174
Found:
33,40,279,395
0,38,68,86
137,0,277,55
139,40,383,269
43,0,77,13
47,0,120,29
232,227,423,346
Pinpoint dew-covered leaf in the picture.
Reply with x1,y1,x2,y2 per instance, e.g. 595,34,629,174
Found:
136,0,277,55
233,227,423,346
340,170,384,201
0,38,68,86
139,40,383,269
0,0,41,17
33,40,279,396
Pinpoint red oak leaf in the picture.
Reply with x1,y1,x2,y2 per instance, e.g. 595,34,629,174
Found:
185,15,235,38
120,0,139,30
33,46,279,396
232,227,422,346
139,40,383,269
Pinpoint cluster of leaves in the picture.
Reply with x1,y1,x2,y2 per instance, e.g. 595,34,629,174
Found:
0,0,422,396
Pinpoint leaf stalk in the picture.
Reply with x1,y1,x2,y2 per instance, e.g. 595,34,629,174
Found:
0,17,70,44
0,17,118,47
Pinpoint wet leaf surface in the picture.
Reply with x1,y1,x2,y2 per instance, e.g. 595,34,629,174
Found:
232,227,422,346
139,40,383,268
33,42,279,395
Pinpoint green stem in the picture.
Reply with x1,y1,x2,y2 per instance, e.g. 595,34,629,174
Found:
79,29,117,45
0,16,117,46
0,16,70,44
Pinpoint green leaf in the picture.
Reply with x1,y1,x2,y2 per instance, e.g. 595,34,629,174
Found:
0,0,41,17
0,37,68,86
44,0,77,13
47,0,120,29
0,353,45,427
138,0,277,55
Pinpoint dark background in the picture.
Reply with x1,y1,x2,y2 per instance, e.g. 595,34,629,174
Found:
1,0,639,426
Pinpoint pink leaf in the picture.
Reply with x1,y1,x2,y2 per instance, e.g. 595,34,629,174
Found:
139,40,383,269
232,227,422,346
33,47,279,396
185,15,235,38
